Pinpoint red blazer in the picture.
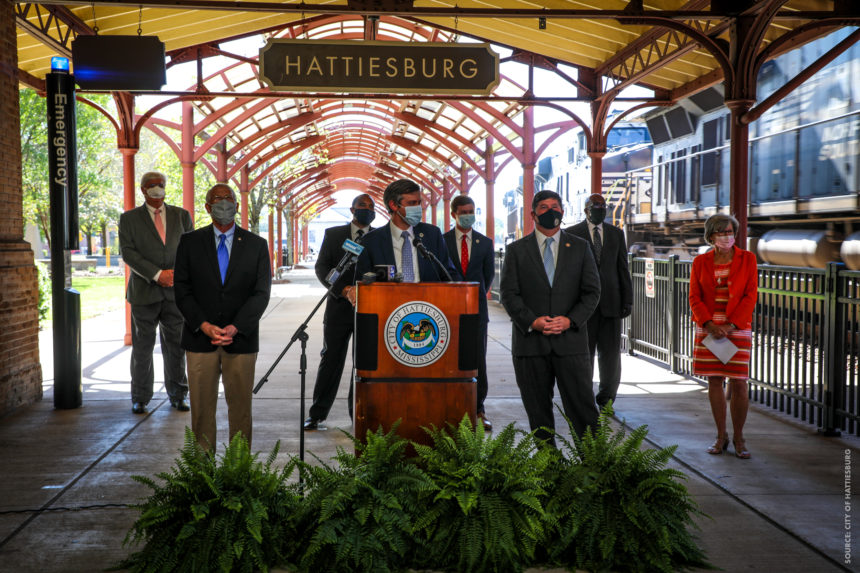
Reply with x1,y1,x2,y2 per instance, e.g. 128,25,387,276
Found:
689,246,758,330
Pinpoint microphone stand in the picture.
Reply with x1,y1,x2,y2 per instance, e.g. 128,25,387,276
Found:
413,238,453,281
252,256,357,468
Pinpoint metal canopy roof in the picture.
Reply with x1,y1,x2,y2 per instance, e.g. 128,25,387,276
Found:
14,1,858,215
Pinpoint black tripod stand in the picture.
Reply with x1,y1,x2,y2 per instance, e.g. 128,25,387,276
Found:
252,258,357,464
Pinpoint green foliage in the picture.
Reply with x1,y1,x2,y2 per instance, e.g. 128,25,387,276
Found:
411,416,554,573
19,89,121,246
117,418,709,573
542,411,711,573
293,425,434,573
117,429,301,573
35,262,50,325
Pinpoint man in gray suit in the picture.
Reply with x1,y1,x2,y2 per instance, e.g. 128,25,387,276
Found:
500,190,601,445
119,171,194,414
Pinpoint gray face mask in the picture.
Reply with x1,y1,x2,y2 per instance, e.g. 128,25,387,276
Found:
210,200,236,225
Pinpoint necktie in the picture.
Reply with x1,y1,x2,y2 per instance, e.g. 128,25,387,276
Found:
592,226,603,264
401,230,415,282
153,208,166,244
217,234,229,284
355,229,364,243
460,234,469,276
543,236,555,284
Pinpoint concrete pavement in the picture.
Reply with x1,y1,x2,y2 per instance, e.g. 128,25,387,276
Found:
0,266,856,572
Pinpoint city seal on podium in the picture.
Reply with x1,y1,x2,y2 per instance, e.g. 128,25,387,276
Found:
385,301,450,367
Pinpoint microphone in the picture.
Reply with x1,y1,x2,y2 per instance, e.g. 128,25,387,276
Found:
412,236,452,282
325,238,364,286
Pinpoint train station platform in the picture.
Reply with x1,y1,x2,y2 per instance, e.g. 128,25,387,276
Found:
0,266,856,572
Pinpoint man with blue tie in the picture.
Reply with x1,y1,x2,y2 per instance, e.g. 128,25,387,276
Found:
500,190,601,445
443,195,495,431
174,184,271,451
355,178,455,283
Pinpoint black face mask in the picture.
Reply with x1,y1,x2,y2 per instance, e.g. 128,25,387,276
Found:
587,207,607,225
353,208,375,226
536,209,562,230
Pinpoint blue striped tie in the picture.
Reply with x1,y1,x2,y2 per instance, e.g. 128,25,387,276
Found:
401,230,415,282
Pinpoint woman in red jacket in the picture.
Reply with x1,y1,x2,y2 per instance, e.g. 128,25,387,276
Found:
689,214,758,459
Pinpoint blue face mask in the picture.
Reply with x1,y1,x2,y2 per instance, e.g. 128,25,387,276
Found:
457,214,476,229
403,205,422,227
353,208,375,226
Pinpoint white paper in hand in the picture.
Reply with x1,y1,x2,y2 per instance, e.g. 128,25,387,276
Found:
702,334,739,364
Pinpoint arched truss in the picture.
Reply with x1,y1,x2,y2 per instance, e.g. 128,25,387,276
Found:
128,14,539,216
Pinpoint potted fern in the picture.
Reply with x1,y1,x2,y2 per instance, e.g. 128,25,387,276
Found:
116,429,301,573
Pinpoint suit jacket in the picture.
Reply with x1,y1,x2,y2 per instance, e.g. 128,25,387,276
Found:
689,246,758,330
566,221,633,317
444,228,495,322
315,223,370,326
500,230,601,357
174,224,271,354
355,221,455,282
118,204,193,305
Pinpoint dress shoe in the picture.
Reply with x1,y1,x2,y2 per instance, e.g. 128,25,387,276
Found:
131,402,146,414
477,412,493,432
171,398,190,412
303,417,326,431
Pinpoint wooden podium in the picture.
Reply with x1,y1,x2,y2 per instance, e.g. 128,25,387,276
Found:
353,282,480,446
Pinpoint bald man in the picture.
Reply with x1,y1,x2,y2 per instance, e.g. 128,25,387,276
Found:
305,194,376,430
174,183,271,451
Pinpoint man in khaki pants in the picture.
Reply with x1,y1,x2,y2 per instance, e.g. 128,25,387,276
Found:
173,184,271,451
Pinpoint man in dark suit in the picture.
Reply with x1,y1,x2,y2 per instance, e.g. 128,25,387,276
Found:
304,193,376,430
119,171,194,414
500,190,601,444
443,195,495,431
355,178,455,282
565,193,633,412
174,184,271,451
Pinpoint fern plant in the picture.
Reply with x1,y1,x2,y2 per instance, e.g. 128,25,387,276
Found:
116,429,301,573
292,425,434,573
410,415,554,573
542,411,711,573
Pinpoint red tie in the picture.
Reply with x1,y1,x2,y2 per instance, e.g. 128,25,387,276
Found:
460,234,469,275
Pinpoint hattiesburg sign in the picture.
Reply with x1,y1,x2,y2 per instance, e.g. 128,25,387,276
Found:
259,39,499,95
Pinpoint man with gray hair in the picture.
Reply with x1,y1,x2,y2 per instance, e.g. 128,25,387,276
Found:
119,171,194,414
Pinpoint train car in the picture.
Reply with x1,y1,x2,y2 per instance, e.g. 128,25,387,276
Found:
501,120,652,242
630,26,860,267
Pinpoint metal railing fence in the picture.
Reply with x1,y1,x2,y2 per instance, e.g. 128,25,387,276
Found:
491,249,860,435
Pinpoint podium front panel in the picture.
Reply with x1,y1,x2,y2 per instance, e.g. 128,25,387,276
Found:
355,282,479,380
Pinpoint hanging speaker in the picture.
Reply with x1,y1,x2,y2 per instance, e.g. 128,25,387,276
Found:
72,35,166,90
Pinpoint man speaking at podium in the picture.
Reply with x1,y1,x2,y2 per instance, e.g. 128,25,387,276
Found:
355,178,455,282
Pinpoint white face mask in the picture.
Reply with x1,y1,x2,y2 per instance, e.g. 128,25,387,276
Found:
714,235,735,250
146,185,166,199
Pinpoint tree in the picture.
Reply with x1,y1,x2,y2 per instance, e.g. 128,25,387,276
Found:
19,89,121,249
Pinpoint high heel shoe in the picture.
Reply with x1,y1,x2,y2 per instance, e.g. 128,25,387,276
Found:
733,438,751,459
706,435,729,455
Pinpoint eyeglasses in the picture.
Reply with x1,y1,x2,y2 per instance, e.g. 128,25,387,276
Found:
713,231,734,237
209,194,234,203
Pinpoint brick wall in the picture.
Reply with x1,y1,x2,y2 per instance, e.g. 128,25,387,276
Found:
0,0,44,416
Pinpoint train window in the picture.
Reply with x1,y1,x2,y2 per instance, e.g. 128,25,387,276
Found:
724,114,731,141
606,127,650,149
